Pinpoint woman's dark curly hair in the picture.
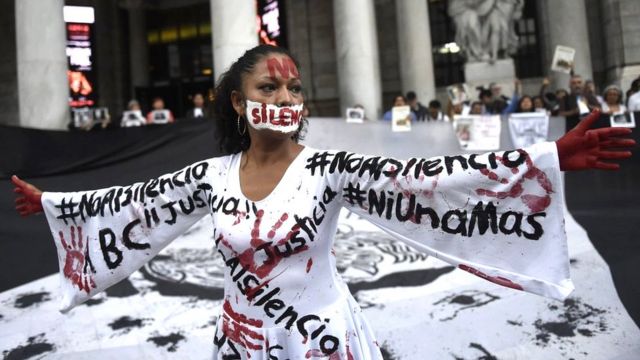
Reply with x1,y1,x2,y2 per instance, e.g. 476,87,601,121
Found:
213,44,308,154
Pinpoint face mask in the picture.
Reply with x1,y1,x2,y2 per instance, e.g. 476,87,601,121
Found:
245,100,304,134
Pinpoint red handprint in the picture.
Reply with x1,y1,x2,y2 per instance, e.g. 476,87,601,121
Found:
222,300,264,351
59,226,96,293
475,150,553,213
220,210,308,280
387,165,439,199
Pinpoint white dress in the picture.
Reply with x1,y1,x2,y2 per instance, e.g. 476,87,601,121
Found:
41,143,573,359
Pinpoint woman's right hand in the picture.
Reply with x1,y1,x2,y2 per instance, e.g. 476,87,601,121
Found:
12,175,43,217
556,110,635,171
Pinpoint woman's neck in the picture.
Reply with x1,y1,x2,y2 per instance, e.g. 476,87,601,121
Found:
243,137,302,167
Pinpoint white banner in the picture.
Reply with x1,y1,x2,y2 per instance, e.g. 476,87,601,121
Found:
509,112,550,149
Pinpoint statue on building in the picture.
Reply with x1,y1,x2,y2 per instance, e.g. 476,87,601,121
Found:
448,0,524,63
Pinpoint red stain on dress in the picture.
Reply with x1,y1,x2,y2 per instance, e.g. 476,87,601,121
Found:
245,272,284,301
458,264,523,291
222,300,264,350
306,258,313,273
232,210,247,225
305,349,342,359
345,331,355,360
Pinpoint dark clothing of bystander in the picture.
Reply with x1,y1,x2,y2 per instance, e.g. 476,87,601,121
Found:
410,102,428,121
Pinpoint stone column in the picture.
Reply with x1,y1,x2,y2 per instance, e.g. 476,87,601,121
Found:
15,0,69,129
210,0,258,82
396,0,436,105
333,0,382,120
127,2,149,92
542,0,593,86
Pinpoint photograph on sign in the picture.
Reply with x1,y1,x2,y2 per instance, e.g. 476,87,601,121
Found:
447,83,471,105
453,115,501,151
551,45,576,74
391,106,412,132
149,110,172,124
345,107,365,123
610,112,636,128
453,116,473,149
121,111,146,127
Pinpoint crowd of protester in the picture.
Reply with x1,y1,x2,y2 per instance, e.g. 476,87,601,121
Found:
438,74,640,122
70,92,210,131
74,75,640,131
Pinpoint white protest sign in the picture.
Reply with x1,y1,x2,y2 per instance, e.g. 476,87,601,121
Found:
72,107,93,129
93,107,110,123
610,112,635,128
453,116,473,149
345,107,364,123
391,105,412,132
551,45,575,74
509,112,550,149
121,111,146,127
453,115,501,150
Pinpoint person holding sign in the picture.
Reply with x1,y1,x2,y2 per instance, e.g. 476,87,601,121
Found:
601,85,627,115
12,45,635,360
120,99,147,127
146,97,175,125
382,95,417,122
559,74,601,129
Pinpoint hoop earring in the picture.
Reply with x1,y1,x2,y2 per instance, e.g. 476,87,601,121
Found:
237,115,246,135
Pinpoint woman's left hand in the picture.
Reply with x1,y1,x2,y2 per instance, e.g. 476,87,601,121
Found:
12,175,43,217
556,109,635,171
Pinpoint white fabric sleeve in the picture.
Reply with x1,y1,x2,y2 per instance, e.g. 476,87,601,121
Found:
41,160,216,312
307,142,573,300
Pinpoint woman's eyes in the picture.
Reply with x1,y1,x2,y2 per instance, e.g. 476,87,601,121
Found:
259,84,276,92
258,84,302,94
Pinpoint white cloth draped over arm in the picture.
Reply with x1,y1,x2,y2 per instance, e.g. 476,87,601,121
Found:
308,142,573,300
41,160,216,312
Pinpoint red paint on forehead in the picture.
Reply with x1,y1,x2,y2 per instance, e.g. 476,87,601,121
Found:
266,57,299,80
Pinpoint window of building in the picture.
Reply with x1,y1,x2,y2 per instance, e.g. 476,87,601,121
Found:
512,0,543,78
146,3,212,82
428,0,465,87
